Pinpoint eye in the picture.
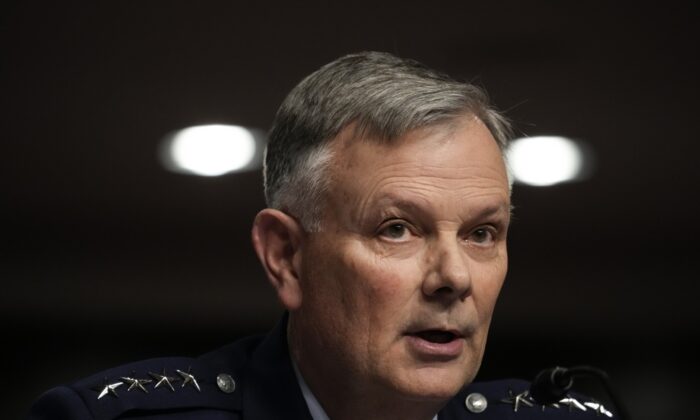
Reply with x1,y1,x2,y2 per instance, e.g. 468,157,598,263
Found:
378,221,412,241
468,227,496,246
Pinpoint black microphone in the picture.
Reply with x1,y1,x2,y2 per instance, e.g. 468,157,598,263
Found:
529,365,630,420
529,366,574,404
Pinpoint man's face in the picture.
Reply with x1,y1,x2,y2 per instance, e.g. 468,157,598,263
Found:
294,116,510,402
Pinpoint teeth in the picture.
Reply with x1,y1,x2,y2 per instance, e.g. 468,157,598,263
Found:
416,330,455,343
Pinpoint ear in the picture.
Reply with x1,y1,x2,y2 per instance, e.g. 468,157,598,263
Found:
251,209,305,310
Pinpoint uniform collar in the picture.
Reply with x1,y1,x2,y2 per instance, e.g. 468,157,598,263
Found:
242,312,314,419
292,359,331,420
287,319,438,420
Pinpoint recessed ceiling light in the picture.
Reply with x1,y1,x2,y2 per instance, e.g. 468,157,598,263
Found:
506,136,590,186
160,124,262,176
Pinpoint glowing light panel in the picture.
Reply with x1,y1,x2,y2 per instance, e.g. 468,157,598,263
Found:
163,125,257,176
506,136,585,186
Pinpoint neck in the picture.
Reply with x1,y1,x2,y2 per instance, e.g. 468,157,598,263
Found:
288,319,444,420
315,388,441,420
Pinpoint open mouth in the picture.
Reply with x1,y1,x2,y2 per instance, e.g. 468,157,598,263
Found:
404,328,465,357
411,330,459,343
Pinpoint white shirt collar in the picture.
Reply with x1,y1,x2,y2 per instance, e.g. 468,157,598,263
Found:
292,358,331,420
292,359,438,420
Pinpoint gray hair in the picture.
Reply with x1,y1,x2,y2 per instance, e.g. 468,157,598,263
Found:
264,51,512,231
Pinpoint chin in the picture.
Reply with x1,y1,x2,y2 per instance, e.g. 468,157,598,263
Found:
390,365,473,402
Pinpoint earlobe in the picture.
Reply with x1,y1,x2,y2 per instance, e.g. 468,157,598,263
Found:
251,209,304,310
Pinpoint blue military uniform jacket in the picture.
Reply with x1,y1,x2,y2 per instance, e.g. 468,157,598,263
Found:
28,315,615,419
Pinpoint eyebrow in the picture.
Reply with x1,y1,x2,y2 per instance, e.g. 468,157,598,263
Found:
374,196,426,214
473,202,512,219
373,195,511,221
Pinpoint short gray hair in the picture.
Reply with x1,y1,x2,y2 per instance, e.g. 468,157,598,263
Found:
264,51,512,231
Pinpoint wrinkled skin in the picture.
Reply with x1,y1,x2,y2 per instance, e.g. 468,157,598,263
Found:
259,115,511,420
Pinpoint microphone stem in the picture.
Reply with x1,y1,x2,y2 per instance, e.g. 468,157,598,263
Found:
567,365,631,420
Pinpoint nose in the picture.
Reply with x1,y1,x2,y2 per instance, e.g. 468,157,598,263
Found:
422,236,472,301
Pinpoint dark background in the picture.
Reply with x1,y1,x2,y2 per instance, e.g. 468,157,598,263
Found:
2,1,698,419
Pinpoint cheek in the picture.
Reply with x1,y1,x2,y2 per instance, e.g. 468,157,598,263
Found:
358,251,421,290
473,256,508,316
341,250,422,319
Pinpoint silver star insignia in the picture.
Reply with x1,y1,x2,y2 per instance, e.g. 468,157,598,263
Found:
500,389,534,412
93,380,124,400
584,401,614,417
176,367,201,392
539,402,561,411
559,396,588,412
149,368,179,392
121,375,152,393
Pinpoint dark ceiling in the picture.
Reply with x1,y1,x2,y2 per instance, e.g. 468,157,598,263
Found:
2,1,698,419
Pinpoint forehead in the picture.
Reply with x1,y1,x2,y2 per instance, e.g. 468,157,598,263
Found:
327,117,510,206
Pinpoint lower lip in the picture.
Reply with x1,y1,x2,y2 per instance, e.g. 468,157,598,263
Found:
404,335,465,359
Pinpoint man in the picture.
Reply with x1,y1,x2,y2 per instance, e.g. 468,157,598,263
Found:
28,52,615,419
